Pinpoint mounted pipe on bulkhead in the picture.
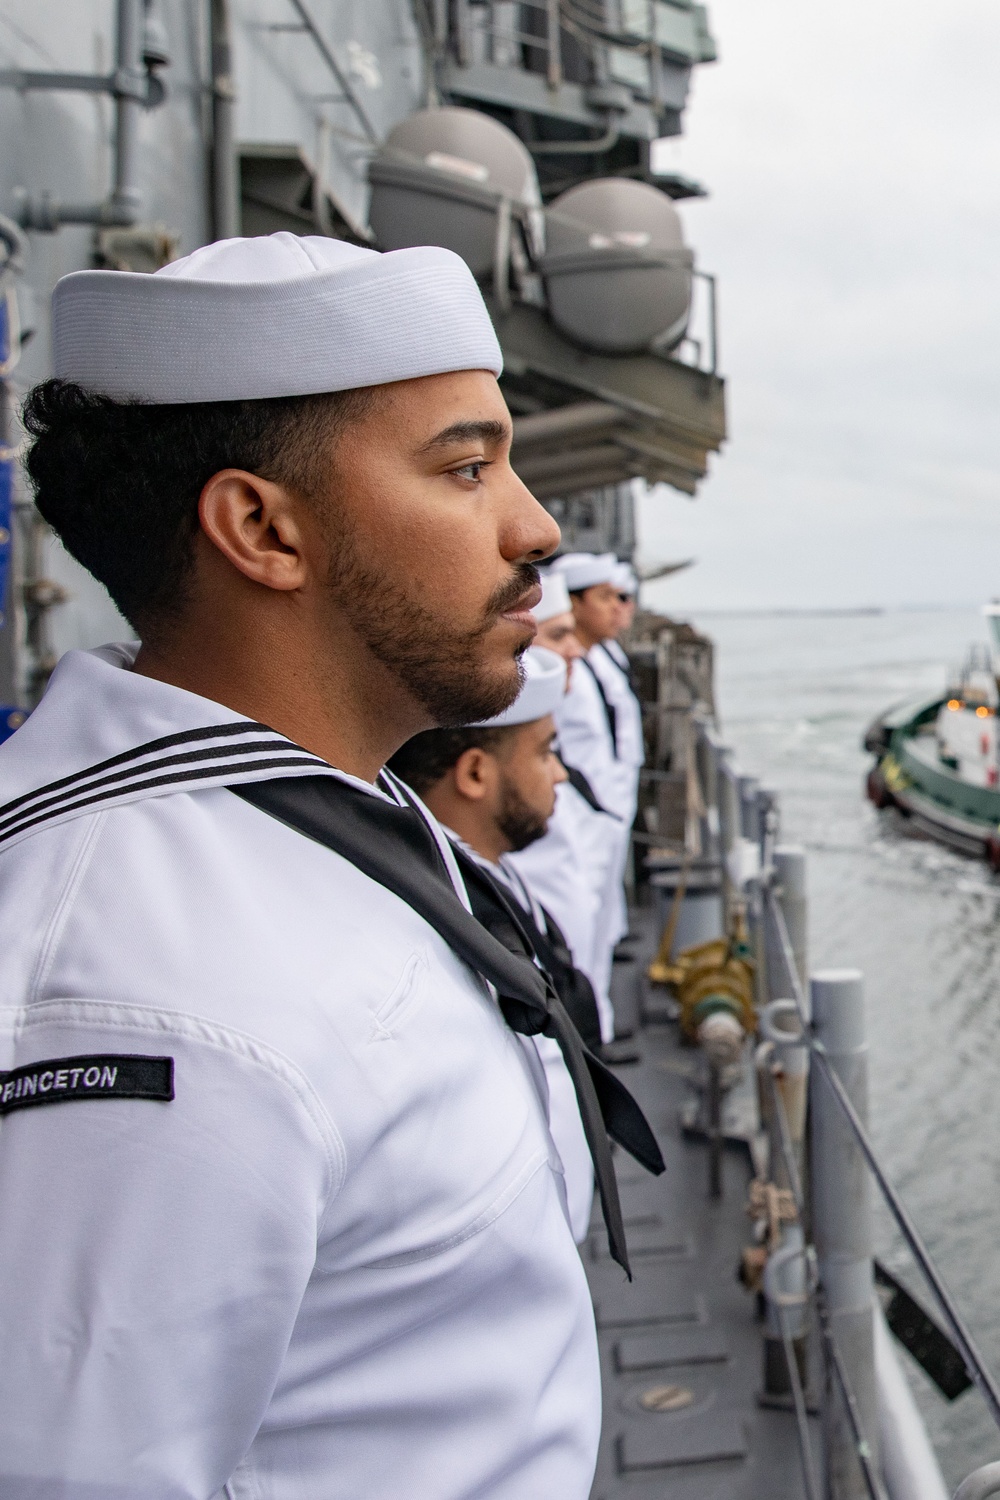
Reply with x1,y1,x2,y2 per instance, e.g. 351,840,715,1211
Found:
6,0,169,230
210,0,239,242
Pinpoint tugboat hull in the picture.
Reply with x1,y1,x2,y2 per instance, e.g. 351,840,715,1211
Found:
865,695,1000,869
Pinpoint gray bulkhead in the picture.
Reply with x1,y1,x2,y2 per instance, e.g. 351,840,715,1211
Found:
0,0,723,712
0,1,427,695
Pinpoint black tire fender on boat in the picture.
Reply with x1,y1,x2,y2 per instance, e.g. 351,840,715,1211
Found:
863,719,891,756
986,833,1000,874
867,764,895,810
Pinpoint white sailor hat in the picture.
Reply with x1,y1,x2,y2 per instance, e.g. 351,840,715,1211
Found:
52,232,503,405
612,561,638,595
550,551,619,592
474,647,566,728
534,569,572,623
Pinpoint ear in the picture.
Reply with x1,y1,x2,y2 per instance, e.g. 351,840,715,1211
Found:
452,746,496,803
198,469,314,593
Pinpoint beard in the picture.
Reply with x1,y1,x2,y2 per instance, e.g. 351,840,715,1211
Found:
324,521,538,726
496,776,550,852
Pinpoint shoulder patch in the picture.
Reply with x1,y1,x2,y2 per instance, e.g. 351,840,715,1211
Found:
0,1054,174,1115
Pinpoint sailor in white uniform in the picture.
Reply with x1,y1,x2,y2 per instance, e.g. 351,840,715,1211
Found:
549,552,633,826
388,646,596,1242
547,552,636,1044
584,560,646,966
0,234,608,1500
608,559,640,666
505,570,614,987
560,556,646,1048
595,560,645,791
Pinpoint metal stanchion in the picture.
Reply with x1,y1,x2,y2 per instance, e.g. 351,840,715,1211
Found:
759,999,810,1406
739,773,761,843
707,1059,723,1199
811,969,879,1500
757,785,780,868
716,748,738,892
764,1238,822,1500
773,845,808,993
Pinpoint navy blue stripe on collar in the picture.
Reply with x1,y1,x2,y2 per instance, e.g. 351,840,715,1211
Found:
0,755,328,847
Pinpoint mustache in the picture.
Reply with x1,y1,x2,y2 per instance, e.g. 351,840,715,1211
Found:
482,563,541,627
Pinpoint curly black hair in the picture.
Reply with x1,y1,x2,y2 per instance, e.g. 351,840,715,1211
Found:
23,379,376,636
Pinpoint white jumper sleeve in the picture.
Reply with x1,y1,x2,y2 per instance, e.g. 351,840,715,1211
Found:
0,649,601,1500
0,987,339,1497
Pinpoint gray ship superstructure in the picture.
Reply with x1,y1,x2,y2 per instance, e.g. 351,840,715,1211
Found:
0,0,724,712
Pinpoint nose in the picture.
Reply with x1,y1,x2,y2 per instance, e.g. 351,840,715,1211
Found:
498,464,560,564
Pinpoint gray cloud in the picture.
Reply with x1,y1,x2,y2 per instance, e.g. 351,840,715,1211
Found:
640,0,1000,612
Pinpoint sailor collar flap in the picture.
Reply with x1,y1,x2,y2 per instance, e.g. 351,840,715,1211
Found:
0,644,387,853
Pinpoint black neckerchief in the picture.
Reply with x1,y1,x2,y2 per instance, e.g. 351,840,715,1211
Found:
599,640,642,699
231,773,663,1276
505,887,604,1052
579,657,619,759
459,844,605,1054
558,759,621,821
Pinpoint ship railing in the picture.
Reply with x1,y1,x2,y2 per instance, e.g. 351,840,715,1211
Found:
675,269,719,376
953,1465,1000,1500
684,722,1000,1500
764,889,1000,1430
446,0,691,118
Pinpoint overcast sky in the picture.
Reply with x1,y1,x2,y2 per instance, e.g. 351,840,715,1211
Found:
639,0,1000,614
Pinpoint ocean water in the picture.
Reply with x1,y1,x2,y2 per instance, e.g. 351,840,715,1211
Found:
688,606,1000,1488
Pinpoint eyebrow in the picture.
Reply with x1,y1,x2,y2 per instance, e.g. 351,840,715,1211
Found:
418,418,511,453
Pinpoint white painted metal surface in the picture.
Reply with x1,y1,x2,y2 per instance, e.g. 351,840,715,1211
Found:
875,1309,949,1500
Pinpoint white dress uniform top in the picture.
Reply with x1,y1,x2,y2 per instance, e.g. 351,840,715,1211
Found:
590,560,645,968
590,644,644,788
501,576,613,984
545,556,632,1039
465,648,595,1243
555,655,629,1034
495,858,595,1244
507,779,612,985
502,575,614,1001
548,554,633,825
0,238,600,1500
586,639,645,965
0,646,600,1499
444,837,595,1246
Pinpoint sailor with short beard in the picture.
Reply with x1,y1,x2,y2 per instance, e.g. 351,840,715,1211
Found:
0,234,610,1500
388,647,599,1242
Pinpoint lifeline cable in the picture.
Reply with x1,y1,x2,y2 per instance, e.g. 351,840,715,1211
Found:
764,885,1000,1433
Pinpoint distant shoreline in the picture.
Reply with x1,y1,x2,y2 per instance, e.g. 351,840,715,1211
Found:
665,604,981,618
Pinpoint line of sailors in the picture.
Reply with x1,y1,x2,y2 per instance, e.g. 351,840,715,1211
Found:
389,549,644,1241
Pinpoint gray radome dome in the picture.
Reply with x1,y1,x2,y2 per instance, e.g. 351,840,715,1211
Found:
368,107,543,277
542,179,693,355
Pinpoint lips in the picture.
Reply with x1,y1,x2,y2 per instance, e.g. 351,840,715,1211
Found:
501,581,542,630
